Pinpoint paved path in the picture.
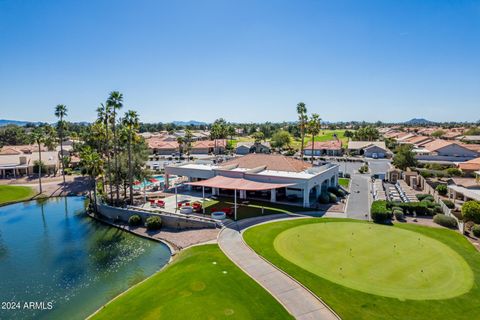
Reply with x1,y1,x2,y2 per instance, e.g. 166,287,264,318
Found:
218,215,339,320
345,174,371,220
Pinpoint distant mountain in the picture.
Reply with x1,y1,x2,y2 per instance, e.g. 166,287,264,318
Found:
172,120,208,126
0,119,40,127
404,118,433,125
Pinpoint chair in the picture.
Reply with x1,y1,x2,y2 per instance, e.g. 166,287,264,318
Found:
157,200,165,208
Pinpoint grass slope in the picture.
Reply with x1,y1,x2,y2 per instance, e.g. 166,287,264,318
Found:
338,178,350,188
91,244,292,320
0,185,35,205
244,218,480,320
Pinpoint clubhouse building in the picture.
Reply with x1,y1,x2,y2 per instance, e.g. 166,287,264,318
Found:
165,154,339,207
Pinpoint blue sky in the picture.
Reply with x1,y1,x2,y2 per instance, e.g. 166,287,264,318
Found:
0,0,479,123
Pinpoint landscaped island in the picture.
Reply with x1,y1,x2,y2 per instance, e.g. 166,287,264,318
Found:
244,218,480,320
90,244,292,320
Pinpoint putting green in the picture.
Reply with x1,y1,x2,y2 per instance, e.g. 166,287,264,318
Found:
274,222,473,300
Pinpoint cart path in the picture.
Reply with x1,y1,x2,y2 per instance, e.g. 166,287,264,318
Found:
218,215,340,320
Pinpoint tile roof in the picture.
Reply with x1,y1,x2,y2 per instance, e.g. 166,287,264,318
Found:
146,138,179,149
420,139,454,151
402,135,433,145
458,157,480,171
192,139,226,149
347,141,387,150
305,140,342,150
220,154,312,173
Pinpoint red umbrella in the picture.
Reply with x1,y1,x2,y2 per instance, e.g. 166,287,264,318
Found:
133,180,141,185
149,178,159,183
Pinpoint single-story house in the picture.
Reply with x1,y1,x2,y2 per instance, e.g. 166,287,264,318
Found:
146,139,179,155
401,135,433,146
457,136,480,144
304,140,342,156
236,142,271,155
448,177,480,203
0,144,59,178
191,139,226,155
458,157,480,173
165,153,339,207
347,141,389,158
414,140,478,162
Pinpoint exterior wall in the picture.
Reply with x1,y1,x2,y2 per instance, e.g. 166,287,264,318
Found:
236,146,250,155
165,166,215,180
97,203,217,229
364,146,387,158
153,148,178,155
304,149,342,156
436,144,478,158
191,147,210,154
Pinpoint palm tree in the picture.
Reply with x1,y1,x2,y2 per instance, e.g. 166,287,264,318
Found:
184,128,193,158
177,136,184,158
96,103,114,204
54,104,68,188
307,113,322,164
297,102,308,157
122,110,140,205
106,91,123,205
29,127,45,194
80,146,104,212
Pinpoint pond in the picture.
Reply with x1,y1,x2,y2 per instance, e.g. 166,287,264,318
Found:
0,197,171,320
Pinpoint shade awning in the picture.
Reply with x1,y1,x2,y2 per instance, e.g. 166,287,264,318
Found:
186,175,294,191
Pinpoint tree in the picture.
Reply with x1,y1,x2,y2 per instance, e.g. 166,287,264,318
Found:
55,104,68,187
307,113,321,164
431,130,445,138
106,91,123,205
344,130,353,141
210,118,227,155
184,129,193,156
392,144,418,170
80,146,104,212
462,201,480,224
297,102,308,157
271,130,292,150
177,136,184,157
122,110,140,205
353,126,379,141
29,127,45,194
252,131,265,143
96,103,114,204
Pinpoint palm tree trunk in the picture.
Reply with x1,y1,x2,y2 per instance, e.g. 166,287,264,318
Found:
128,135,133,205
311,135,315,164
300,124,305,158
59,119,66,188
113,110,120,205
38,143,43,194
92,177,98,213
104,123,113,205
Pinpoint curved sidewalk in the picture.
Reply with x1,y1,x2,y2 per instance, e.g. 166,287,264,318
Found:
218,215,339,320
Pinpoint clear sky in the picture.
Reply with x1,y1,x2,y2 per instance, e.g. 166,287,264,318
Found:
0,0,479,124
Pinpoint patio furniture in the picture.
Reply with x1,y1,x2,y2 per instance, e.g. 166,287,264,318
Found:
157,200,165,208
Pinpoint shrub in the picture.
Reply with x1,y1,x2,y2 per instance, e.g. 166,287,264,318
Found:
446,168,462,177
145,216,162,230
394,210,404,221
128,214,142,226
435,184,448,196
416,194,434,202
371,200,392,223
433,214,457,228
336,189,346,197
472,225,480,237
391,206,403,213
318,192,330,204
443,200,455,209
327,187,345,198
389,201,429,215
329,192,338,203
344,173,351,179
461,201,480,224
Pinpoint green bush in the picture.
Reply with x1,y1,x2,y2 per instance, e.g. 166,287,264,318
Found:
443,200,455,209
416,194,434,202
145,216,162,230
472,225,480,237
433,214,457,228
391,206,403,213
318,192,330,204
128,214,142,226
336,189,346,197
435,184,448,196
446,168,462,177
462,201,480,224
371,200,392,223
328,192,337,203
388,201,429,215
393,210,404,221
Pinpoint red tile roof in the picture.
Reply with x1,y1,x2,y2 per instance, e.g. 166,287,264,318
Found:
220,154,312,172
304,140,342,150
192,139,226,149
146,138,179,149
458,157,480,171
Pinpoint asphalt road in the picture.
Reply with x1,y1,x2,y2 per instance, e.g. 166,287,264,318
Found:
367,159,392,175
345,174,371,220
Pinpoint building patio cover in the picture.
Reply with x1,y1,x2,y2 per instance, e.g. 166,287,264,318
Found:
186,175,294,191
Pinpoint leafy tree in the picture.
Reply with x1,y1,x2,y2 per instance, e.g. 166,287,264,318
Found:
252,131,265,143
353,125,379,141
271,130,292,149
55,104,68,187
392,144,418,170
122,110,140,205
296,102,308,157
80,146,104,212
431,130,445,138
462,201,480,224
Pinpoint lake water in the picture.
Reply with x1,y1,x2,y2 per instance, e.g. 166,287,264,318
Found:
0,197,171,320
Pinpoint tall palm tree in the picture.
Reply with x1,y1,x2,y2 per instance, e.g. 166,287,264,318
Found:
307,113,322,164
30,127,45,194
106,91,123,205
176,136,184,158
184,128,193,158
54,104,68,187
96,103,114,204
122,110,139,205
297,102,308,158
80,146,104,212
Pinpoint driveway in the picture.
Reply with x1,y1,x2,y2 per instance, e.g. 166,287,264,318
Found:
367,159,391,175
345,174,371,220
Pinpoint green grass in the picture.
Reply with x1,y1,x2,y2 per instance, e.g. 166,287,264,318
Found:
244,218,480,320
91,244,292,320
201,196,312,220
0,185,35,205
338,178,350,188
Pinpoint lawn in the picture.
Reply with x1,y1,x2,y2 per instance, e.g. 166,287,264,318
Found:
90,244,292,320
338,178,350,188
201,196,312,220
244,218,480,320
0,185,35,206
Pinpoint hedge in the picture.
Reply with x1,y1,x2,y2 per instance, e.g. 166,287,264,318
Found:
416,194,434,202
433,214,458,228
145,216,162,230
128,214,142,226
328,192,338,203
371,200,392,223
394,210,404,221
318,192,330,204
472,225,480,237
442,200,455,209
387,201,429,215
435,184,448,196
